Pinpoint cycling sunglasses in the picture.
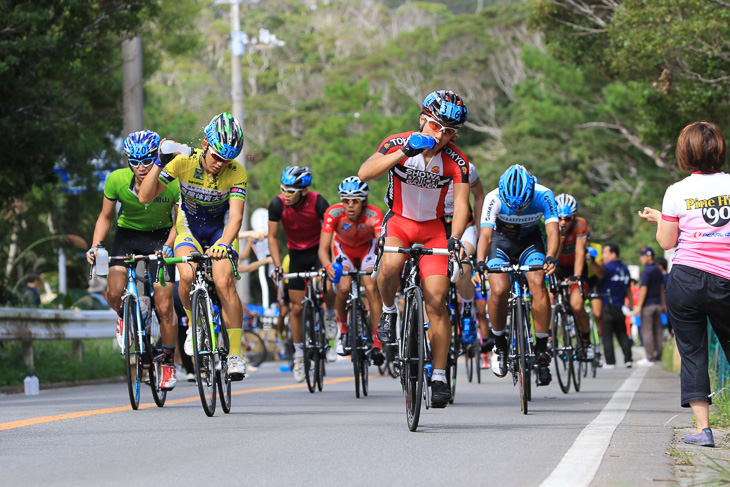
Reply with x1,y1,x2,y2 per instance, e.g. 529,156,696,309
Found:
559,216,574,223
280,185,303,195
128,156,157,168
209,150,231,164
424,115,458,136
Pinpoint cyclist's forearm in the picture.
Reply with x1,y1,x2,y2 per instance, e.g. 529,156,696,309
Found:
358,151,405,182
91,215,112,247
138,165,165,204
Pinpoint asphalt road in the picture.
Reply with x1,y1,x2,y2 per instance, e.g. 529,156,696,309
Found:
0,356,684,487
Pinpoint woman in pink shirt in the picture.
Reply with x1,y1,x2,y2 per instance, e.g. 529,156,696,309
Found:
639,121,730,448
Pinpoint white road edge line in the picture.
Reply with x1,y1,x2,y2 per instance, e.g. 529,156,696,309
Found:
539,366,650,487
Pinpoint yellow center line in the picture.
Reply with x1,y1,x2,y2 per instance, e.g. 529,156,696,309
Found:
0,376,355,432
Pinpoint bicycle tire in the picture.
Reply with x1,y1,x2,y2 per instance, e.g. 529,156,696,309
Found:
588,312,599,378
315,308,325,392
571,316,583,392
242,330,267,367
476,347,482,383
404,288,425,432
447,301,460,404
465,342,475,383
360,305,370,397
148,310,166,407
218,324,232,414
515,297,529,415
123,296,141,410
302,300,316,393
192,289,217,417
351,301,361,398
552,308,572,394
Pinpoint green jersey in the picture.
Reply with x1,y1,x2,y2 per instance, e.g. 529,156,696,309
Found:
103,168,179,231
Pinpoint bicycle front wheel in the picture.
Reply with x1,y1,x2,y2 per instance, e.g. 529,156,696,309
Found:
571,315,583,392
315,308,326,392
147,311,166,407
123,296,142,410
301,300,316,393
403,289,425,432
552,308,572,394
351,306,362,398
242,330,266,367
192,289,217,416
515,298,529,415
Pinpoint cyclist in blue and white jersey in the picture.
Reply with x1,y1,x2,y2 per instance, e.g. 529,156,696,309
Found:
476,165,559,386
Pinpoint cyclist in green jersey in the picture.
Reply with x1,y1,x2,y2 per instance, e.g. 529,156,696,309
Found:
87,130,180,389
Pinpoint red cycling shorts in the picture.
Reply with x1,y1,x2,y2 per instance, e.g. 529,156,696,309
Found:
382,212,448,278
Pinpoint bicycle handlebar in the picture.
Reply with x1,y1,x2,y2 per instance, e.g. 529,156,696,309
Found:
372,239,461,283
157,250,241,287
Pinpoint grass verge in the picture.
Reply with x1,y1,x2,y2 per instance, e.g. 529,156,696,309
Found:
0,339,124,387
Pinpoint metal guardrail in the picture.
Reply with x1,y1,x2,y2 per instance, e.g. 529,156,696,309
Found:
0,307,117,369
0,307,117,340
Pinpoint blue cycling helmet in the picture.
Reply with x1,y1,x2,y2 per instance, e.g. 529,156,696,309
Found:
498,164,536,212
338,176,369,200
421,89,468,127
555,193,578,217
281,166,312,188
204,112,244,160
123,130,161,159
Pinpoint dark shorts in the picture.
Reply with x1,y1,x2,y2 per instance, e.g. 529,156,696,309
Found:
487,231,545,269
111,226,175,280
287,246,321,291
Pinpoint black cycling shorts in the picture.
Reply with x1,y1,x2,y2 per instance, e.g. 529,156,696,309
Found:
287,245,321,291
111,226,175,281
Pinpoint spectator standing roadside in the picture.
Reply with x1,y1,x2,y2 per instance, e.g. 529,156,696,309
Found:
595,243,633,369
635,246,665,365
638,121,730,448
23,270,43,307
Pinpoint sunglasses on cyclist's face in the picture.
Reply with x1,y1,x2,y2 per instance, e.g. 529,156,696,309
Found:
280,185,303,195
424,115,458,136
209,150,231,164
559,216,574,223
128,156,157,168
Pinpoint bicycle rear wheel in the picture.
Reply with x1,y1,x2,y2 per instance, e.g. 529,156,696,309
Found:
242,330,266,367
569,316,583,392
302,300,316,393
465,342,475,383
123,296,142,410
217,326,232,414
447,311,460,404
552,308,572,394
192,289,217,416
403,289,425,432
515,299,529,415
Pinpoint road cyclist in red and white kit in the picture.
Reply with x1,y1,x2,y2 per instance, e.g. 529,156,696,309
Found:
359,89,470,408
268,166,336,383
318,176,385,365
554,193,595,362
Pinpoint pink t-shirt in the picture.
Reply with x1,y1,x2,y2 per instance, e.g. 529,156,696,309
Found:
662,172,730,279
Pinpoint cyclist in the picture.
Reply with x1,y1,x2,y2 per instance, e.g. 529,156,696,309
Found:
87,130,180,389
268,166,333,383
138,113,248,381
359,89,470,408
476,164,559,386
318,176,384,364
553,193,594,361
443,160,485,343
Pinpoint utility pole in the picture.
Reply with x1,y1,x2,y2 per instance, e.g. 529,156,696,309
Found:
122,34,144,135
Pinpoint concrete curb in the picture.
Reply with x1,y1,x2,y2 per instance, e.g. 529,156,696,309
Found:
0,376,125,396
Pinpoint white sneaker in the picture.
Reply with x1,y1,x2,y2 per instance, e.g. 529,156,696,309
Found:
636,358,654,367
324,313,337,340
184,326,193,356
293,358,305,383
115,317,124,349
491,347,508,378
326,347,338,363
604,363,616,369
227,354,246,380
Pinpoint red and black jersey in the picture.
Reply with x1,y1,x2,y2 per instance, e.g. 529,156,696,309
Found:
269,191,329,250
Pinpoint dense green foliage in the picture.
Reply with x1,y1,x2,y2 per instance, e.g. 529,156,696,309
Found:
3,0,730,302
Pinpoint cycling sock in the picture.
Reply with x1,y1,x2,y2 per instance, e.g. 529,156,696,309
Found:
382,303,397,314
460,299,473,319
325,308,335,319
228,328,242,356
493,331,507,351
163,345,175,364
432,369,447,383
580,331,590,342
184,307,192,323
294,342,304,359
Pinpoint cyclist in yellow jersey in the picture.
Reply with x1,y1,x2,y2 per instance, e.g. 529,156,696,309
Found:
139,113,248,380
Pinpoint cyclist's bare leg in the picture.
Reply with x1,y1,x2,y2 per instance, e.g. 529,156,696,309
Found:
106,266,127,315
475,298,489,337
375,236,407,308
335,274,351,320
570,287,590,334
527,270,550,335
288,288,305,343
175,246,197,314
423,275,450,370
362,273,382,331
487,273,511,333
153,281,176,347
456,242,476,301
591,298,603,335
212,258,243,332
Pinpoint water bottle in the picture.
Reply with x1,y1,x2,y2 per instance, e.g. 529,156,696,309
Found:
212,303,221,332
160,140,192,157
425,363,433,381
586,247,598,262
331,258,343,284
139,295,150,320
408,133,435,150
95,243,109,277
24,375,39,395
